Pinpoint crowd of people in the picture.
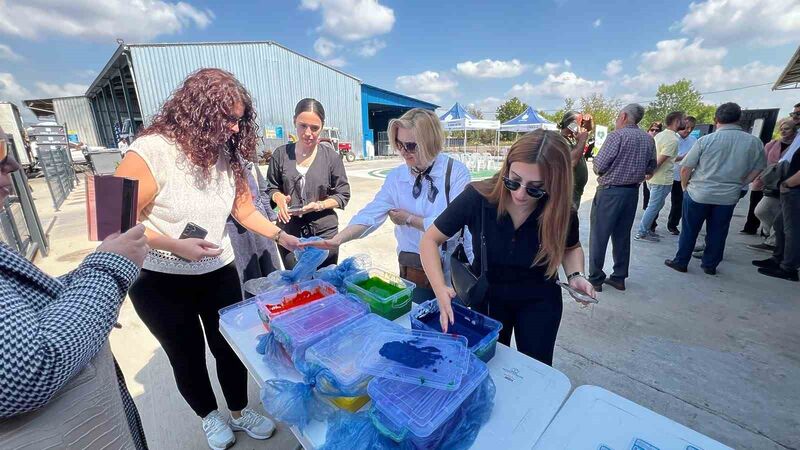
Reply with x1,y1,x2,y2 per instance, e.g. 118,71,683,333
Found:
1,67,798,450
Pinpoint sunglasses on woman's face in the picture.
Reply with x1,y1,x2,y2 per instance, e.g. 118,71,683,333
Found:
649,128,660,132
503,176,547,199
396,140,418,153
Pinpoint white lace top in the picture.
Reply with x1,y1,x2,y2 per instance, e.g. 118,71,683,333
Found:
128,134,237,275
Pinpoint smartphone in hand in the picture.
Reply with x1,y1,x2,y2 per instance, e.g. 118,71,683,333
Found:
557,281,599,304
179,222,208,240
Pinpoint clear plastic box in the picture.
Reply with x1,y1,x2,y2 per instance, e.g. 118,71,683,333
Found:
270,294,369,367
344,268,416,320
254,279,337,331
368,354,489,448
410,300,503,362
358,328,470,391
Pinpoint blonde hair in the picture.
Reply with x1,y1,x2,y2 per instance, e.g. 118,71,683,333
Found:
388,108,443,168
473,130,574,278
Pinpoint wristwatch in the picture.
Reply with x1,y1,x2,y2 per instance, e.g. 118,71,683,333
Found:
567,272,585,282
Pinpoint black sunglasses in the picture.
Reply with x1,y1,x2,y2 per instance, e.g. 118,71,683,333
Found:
503,177,547,199
396,140,418,153
791,112,800,118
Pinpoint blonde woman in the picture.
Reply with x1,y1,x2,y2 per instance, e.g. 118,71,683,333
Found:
420,130,596,365
306,108,471,302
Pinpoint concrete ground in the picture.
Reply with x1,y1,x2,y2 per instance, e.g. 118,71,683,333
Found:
28,158,799,450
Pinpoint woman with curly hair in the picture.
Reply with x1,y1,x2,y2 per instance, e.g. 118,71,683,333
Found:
115,68,299,450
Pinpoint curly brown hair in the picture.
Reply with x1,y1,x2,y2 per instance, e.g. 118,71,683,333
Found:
138,68,259,192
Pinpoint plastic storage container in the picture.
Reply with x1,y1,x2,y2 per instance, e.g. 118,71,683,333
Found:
410,300,503,362
254,279,337,331
358,328,470,391
344,268,415,320
270,293,369,367
368,354,490,449
306,314,404,411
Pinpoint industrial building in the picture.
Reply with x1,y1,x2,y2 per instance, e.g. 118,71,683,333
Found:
25,41,436,159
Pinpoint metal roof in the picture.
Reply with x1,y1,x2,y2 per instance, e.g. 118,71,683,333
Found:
773,45,800,90
361,83,439,109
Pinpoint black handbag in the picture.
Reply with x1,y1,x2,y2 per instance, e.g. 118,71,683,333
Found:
443,159,488,308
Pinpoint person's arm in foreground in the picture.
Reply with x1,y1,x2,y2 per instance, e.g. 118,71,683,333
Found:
561,245,596,299
232,185,301,251
0,226,147,417
420,224,457,331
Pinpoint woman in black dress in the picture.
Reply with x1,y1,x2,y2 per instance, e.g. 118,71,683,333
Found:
266,98,351,269
420,130,596,365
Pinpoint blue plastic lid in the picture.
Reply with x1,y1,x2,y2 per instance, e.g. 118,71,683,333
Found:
368,354,489,439
305,314,403,394
358,328,470,391
270,294,369,352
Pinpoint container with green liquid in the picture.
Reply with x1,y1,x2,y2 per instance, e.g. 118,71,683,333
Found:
344,268,416,320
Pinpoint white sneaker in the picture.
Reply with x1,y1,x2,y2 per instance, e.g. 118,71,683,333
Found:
202,410,235,450
230,408,276,440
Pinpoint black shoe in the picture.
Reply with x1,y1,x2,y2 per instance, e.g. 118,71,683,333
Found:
746,243,776,252
752,258,780,269
758,266,799,282
604,278,626,291
668,227,679,235
702,266,717,275
664,259,688,273
591,283,603,292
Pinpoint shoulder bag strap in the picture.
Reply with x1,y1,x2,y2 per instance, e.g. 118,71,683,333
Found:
479,197,487,276
442,157,459,252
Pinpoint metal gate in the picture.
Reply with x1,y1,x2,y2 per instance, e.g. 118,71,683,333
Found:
30,125,76,209
0,135,49,258
375,131,397,157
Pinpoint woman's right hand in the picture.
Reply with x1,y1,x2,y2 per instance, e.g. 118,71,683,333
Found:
434,286,457,333
170,238,224,261
273,193,292,224
96,224,149,268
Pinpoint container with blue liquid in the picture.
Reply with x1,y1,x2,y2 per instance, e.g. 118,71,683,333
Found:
410,299,503,362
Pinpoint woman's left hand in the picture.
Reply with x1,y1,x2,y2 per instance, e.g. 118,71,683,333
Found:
278,233,302,252
569,276,597,305
300,201,324,215
388,209,412,226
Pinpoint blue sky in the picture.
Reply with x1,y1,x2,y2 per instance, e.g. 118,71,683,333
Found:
0,0,797,123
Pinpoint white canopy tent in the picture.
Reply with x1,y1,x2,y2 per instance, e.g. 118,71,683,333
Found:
439,103,501,153
498,106,557,133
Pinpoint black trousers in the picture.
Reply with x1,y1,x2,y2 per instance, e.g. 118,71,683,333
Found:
742,190,763,233
476,283,563,366
667,180,684,230
129,263,248,418
589,185,639,284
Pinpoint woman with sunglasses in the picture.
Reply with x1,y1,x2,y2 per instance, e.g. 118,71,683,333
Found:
419,130,596,365
266,98,351,269
305,108,471,302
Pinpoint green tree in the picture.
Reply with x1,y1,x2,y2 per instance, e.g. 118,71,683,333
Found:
466,106,496,145
579,93,622,130
539,97,576,126
643,79,716,126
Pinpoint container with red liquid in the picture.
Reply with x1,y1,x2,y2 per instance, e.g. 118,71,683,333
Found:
255,279,337,331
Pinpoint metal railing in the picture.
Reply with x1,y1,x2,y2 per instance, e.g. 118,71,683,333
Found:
30,125,77,210
0,135,49,258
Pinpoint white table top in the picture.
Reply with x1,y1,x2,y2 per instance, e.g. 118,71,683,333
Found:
219,299,572,449
533,385,734,450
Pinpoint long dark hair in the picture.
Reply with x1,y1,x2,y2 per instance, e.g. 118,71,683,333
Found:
473,130,573,277
294,98,325,124
138,68,259,191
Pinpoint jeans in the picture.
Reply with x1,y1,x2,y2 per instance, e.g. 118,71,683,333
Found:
667,180,684,230
673,194,735,269
755,195,781,246
638,183,671,235
771,189,800,271
589,185,639,284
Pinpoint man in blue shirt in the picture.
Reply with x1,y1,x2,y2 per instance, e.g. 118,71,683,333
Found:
667,116,697,234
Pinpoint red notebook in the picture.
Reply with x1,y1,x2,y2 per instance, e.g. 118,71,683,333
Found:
86,175,139,241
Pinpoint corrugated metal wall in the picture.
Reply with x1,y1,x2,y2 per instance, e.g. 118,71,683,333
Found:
52,96,102,147
129,42,363,155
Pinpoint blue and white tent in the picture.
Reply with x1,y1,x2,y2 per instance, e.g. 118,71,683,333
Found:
499,106,557,132
439,102,501,153
439,102,474,122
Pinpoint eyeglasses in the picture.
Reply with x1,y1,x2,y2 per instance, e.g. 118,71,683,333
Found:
791,112,800,118
648,128,660,133
396,140,418,153
503,177,547,199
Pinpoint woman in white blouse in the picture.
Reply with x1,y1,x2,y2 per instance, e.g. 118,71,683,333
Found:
306,108,471,302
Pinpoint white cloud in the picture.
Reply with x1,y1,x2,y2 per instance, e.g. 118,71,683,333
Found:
313,37,339,58
0,44,21,61
679,0,800,48
324,57,348,68
0,73,31,103
395,71,457,104
509,72,607,101
0,0,213,42
604,59,623,77
468,97,504,115
34,82,89,98
593,18,602,28
357,39,386,57
534,60,571,75
455,59,527,79
301,0,395,42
